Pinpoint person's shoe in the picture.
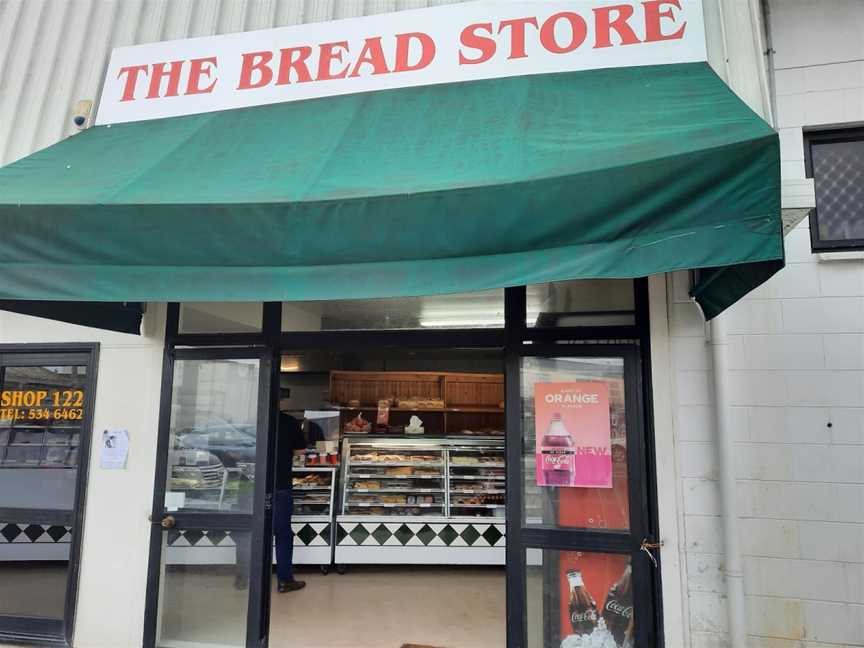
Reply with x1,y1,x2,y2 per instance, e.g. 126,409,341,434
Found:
277,579,306,593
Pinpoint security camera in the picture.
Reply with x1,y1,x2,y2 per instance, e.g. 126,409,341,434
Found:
72,99,93,129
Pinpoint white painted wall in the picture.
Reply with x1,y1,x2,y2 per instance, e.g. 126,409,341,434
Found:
0,306,166,648
660,5,864,648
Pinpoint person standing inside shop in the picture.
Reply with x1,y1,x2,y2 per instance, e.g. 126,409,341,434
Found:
235,410,308,592
273,411,308,592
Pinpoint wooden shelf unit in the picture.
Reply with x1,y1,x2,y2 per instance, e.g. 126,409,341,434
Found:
330,370,504,436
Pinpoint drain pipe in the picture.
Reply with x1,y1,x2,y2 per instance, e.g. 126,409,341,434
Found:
710,0,778,644
710,315,747,648
711,2,752,646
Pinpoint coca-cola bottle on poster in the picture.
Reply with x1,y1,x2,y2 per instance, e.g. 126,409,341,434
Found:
602,563,634,646
540,413,576,486
566,569,598,635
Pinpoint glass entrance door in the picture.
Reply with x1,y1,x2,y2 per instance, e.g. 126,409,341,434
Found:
507,346,659,648
144,349,274,648
0,347,97,645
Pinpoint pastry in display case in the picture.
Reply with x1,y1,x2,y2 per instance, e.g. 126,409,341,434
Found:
448,445,506,518
291,466,337,569
342,444,446,517
335,437,507,566
292,468,336,516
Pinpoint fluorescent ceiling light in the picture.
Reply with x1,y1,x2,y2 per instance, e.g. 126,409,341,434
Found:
419,317,504,328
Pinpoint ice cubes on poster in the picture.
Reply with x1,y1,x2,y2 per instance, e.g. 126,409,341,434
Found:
560,618,632,648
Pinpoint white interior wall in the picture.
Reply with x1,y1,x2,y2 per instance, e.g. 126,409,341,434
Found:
0,306,167,648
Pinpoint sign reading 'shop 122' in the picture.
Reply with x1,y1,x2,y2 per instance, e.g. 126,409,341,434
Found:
96,0,706,125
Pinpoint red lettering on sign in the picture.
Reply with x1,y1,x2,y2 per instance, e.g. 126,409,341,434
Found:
186,56,218,95
349,37,390,77
317,41,351,81
117,65,149,102
540,12,588,54
146,60,184,98
394,32,436,72
238,51,274,89
276,47,313,84
594,4,642,48
459,22,496,65
643,0,686,42
498,17,538,60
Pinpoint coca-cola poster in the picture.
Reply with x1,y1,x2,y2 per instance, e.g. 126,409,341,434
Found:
557,552,634,648
534,382,612,488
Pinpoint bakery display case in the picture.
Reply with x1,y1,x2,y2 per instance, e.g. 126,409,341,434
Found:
292,466,337,568
342,443,446,517
335,437,506,566
448,445,506,517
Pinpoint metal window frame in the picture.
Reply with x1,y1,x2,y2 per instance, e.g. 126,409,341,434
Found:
146,278,660,648
804,126,864,252
0,343,100,648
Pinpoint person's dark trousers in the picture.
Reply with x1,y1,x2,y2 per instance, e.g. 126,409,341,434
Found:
273,488,295,582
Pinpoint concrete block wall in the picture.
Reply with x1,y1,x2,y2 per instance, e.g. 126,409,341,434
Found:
665,4,864,646
772,0,864,181
669,236,864,647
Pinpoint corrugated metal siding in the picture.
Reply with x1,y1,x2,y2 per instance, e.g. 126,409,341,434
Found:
0,0,464,166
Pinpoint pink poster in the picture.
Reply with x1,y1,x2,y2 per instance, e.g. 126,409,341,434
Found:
534,382,612,488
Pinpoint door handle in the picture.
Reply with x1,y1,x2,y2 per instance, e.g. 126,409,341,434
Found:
640,538,663,568
160,515,177,529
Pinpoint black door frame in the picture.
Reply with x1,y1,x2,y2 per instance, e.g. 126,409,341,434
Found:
142,345,275,648
504,343,658,648
146,279,661,648
0,343,100,648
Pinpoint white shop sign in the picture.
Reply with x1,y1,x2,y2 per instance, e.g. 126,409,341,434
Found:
96,0,706,125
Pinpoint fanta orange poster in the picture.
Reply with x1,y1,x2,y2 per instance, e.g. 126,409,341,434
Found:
534,382,612,488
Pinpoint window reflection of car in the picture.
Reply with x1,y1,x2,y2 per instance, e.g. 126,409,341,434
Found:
177,423,256,467
170,422,255,492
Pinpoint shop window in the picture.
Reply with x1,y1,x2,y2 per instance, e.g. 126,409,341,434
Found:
527,280,635,327
165,358,260,513
281,289,505,331
526,548,634,648
519,356,629,531
179,302,262,334
0,365,86,505
805,128,864,252
0,357,92,634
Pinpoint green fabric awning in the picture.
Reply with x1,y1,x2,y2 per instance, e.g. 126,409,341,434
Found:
0,62,782,319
